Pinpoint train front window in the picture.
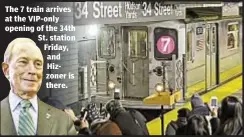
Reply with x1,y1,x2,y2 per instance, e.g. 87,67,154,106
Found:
98,27,116,59
128,30,147,58
227,22,239,50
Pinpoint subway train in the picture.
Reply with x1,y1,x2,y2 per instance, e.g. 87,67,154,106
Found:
77,7,242,110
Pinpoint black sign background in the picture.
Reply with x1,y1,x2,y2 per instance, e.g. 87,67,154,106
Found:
154,27,178,60
196,26,203,35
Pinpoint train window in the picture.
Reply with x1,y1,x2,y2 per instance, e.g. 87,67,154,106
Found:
78,71,84,96
227,22,239,50
187,31,192,61
98,27,116,59
128,30,147,58
205,26,210,54
212,26,216,52
206,27,210,45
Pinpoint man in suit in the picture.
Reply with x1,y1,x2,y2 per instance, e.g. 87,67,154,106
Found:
1,38,77,135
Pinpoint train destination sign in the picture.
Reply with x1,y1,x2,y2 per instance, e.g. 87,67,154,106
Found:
154,27,178,60
157,36,175,54
73,2,186,25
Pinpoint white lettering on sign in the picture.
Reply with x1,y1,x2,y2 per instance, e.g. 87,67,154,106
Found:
73,2,186,25
93,2,123,18
161,37,171,52
142,2,152,16
157,36,175,54
75,2,88,19
154,2,173,16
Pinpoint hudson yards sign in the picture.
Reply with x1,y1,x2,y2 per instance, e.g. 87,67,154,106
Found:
73,2,186,25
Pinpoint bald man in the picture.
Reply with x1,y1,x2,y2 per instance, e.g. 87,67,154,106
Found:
0,38,77,135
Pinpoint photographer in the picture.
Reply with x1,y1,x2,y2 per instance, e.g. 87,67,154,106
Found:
105,99,149,135
64,109,92,135
83,102,122,135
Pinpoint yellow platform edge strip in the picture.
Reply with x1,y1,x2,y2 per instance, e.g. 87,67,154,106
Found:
146,76,242,135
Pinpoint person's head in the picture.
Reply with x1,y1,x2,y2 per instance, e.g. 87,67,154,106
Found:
185,114,210,135
105,99,124,117
190,94,210,116
219,96,242,135
220,96,242,121
2,38,44,99
177,108,190,118
191,93,205,108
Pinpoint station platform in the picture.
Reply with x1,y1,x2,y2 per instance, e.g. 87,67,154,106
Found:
186,64,242,99
146,76,242,135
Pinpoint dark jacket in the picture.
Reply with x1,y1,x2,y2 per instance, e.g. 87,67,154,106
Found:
110,108,148,135
166,117,187,135
78,127,92,135
166,121,177,135
210,117,220,135
73,120,92,135
213,118,243,135
128,109,149,135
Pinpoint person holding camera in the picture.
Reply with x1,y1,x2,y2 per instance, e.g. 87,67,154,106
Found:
82,102,122,135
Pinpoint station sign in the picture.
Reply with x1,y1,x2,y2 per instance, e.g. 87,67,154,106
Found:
73,2,186,25
154,27,178,60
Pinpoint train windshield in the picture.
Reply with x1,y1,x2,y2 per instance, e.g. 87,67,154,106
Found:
128,30,147,58
98,27,116,59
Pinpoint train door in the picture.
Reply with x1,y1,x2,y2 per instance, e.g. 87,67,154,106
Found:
97,26,116,95
78,39,97,98
205,23,218,89
122,26,149,98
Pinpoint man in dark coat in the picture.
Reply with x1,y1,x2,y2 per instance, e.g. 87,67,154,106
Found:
190,94,210,116
190,94,214,135
105,99,149,135
166,108,190,135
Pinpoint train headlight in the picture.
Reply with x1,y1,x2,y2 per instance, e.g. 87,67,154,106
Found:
108,80,116,90
155,83,164,93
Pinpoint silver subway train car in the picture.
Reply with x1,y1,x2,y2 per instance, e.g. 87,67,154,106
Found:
77,7,242,109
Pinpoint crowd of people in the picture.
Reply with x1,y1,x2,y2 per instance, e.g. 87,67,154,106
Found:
43,93,242,136
166,94,243,135
43,97,149,135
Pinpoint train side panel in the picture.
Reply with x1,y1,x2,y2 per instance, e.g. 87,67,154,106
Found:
218,19,242,83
